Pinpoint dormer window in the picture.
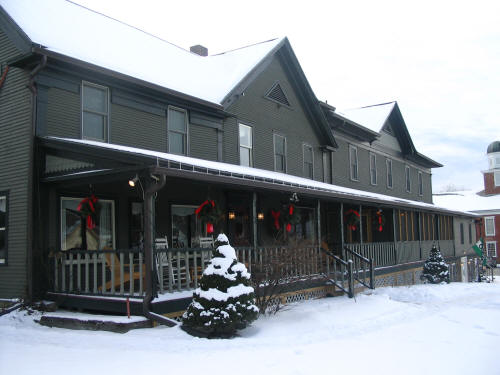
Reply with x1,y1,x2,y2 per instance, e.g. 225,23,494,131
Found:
82,82,109,142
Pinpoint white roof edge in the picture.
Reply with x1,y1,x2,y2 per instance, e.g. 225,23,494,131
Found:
45,137,474,216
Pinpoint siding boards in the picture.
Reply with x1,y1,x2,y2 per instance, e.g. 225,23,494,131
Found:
0,28,32,298
46,87,81,138
190,124,218,161
110,103,166,152
226,56,324,181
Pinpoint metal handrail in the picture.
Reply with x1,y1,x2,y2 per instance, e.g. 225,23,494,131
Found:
320,247,354,298
343,246,375,290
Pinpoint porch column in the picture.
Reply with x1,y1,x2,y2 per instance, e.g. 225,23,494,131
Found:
340,202,345,253
359,204,363,244
392,209,397,265
317,200,321,247
418,211,422,260
252,192,257,249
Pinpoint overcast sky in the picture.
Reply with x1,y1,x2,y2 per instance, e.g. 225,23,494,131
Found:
73,0,500,193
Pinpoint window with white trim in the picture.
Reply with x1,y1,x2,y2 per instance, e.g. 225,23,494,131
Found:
0,194,7,264
405,165,411,192
349,145,358,181
303,144,314,179
486,241,497,258
369,153,377,185
495,171,500,187
82,82,109,142
61,197,115,250
239,123,252,167
168,107,188,155
418,171,423,196
273,133,286,172
386,158,393,188
322,151,329,183
485,216,495,236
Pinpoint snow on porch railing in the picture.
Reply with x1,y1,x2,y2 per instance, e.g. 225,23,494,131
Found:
50,248,145,297
155,246,324,293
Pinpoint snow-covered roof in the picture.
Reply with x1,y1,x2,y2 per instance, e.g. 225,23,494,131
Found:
1,0,283,105
339,102,396,133
45,136,473,216
433,191,500,214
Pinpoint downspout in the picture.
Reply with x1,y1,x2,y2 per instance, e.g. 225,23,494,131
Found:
142,172,177,327
27,55,47,302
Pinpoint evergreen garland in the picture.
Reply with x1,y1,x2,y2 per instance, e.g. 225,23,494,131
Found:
344,209,360,231
421,244,450,284
182,234,259,338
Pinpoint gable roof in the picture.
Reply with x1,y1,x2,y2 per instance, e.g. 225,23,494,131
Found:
337,102,442,168
0,0,282,106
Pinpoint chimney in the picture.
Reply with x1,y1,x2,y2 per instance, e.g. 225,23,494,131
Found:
190,45,208,57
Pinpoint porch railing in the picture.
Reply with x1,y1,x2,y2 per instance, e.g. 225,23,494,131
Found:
343,246,374,290
50,248,145,297
345,242,396,267
321,247,354,298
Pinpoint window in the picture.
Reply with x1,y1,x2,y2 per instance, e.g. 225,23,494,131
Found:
273,133,286,172
322,151,329,183
459,223,464,244
418,171,423,196
405,165,411,192
61,197,115,250
495,171,500,187
349,145,358,181
485,216,495,236
130,202,143,249
171,205,205,248
386,159,393,188
82,82,109,142
303,144,314,179
369,153,377,185
0,194,7,264
168,107,188,155
239,124,253,167
486,242,497,258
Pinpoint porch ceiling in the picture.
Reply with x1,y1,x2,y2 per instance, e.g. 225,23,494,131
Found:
38,136,476,217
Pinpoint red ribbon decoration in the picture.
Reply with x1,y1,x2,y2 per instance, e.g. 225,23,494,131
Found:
289,204,294,215
376,210,383,232
271,210,281,230
286,223,292,232
195,200,215,217
77,195,98,230
206,222,214,234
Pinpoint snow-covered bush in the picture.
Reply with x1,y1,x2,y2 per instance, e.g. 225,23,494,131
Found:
182,234,259,338
421,244,450,284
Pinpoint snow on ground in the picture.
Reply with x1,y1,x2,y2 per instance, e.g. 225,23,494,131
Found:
1,281,500,375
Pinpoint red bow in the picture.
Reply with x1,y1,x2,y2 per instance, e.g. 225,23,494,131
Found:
289,205,294,215
77,195,98,229
206,222,214,234
271,210,281,230
195,200,215,218
286,223,292,232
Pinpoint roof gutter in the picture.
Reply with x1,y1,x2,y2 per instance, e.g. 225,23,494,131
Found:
142,170,177,327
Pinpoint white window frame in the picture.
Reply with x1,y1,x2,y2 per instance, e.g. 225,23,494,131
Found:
418,171,423,196
494,171,500,187
405,165,411,192
369,152,377,185
322,151,329,183
303,143,314,179
168,106,189,156
81,81,109,142
486,241,497,257
0,194,7,265
485,216,495,236
60,197,116,251
349,145,358,181
238,123,253,167
386,158,393,189
273,133,286,173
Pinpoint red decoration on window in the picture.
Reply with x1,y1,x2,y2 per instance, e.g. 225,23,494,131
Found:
196,199,220,235
206,222,214,234
77,194,99,230
344,209,360,231
286,223,292,232
271,210,281,230
289,204,294,215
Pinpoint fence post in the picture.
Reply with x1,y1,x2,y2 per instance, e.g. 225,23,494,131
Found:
347,260,354,298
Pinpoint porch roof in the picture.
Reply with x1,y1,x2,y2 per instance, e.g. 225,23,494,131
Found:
41,136,476,217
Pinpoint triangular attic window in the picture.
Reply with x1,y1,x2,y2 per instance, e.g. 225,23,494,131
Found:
382,122,395,136
265,82,290,107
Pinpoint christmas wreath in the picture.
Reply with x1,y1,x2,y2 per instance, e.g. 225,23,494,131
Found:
372,209,386,232
195,200,221,234
270,203,300,233
344,209,360,231
77,195,100,230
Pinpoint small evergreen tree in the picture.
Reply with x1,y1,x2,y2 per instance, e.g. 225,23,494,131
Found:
421,244,450,284
182,234,259,338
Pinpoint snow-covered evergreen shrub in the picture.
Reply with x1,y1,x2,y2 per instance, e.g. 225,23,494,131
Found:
421,244,450,284
182,234,259,338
